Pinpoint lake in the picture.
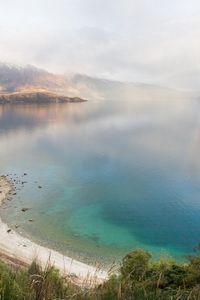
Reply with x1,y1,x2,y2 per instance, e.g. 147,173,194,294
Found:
1,98,200,264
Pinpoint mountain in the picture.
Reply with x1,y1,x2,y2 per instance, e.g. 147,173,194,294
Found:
0,63,192,101
0,63,68,93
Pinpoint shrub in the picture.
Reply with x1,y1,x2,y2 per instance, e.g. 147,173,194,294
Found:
121,249,151,281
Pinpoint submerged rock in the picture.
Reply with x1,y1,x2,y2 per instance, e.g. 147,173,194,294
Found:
21,208,29,212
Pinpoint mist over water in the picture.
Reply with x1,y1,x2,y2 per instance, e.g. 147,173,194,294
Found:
1,99,200,264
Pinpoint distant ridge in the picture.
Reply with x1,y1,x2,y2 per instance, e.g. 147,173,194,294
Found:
0,63,191,101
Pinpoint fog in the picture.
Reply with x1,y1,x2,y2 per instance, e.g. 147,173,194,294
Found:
0,0,200,90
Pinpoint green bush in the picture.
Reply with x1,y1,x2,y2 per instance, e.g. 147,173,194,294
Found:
121,249,151,281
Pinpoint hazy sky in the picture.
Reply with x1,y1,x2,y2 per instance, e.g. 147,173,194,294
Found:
0,0,200,90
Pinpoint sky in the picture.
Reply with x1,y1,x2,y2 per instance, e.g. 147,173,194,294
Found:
0,0,200,90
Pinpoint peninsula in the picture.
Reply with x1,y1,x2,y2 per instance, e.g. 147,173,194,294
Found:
0,91,86,104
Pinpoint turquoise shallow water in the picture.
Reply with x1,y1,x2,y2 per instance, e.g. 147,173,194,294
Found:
1,99,200,264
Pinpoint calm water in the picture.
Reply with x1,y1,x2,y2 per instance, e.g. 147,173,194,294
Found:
1,99,200,264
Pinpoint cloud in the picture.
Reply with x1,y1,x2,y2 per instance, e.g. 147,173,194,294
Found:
0,0,200,90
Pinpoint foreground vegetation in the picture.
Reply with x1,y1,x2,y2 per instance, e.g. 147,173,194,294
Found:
1,250,200,299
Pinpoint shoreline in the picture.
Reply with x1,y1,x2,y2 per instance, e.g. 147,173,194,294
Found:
0,175,108,287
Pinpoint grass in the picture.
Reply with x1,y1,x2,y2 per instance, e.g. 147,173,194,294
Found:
1,249,200,299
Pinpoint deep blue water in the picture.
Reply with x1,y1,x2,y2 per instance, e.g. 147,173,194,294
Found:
1,99,200,264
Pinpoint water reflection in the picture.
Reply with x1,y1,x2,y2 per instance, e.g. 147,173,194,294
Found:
1,99,200,262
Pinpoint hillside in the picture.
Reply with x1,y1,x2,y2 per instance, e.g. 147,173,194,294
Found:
1,249,200,299
0,63,191,101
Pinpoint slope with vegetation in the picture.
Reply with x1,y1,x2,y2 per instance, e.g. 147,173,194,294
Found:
1,249,200,300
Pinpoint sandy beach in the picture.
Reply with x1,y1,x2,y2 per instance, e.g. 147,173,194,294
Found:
0,176,108,286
